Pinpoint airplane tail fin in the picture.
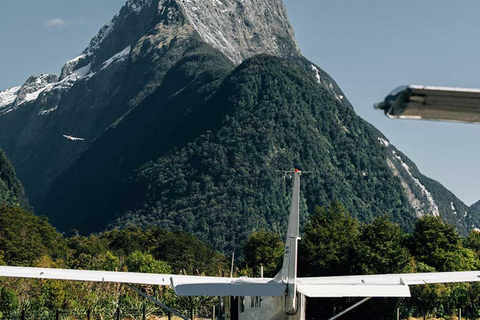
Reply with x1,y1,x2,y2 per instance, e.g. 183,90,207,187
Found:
275,169,301,314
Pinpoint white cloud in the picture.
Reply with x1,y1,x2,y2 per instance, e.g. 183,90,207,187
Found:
45,18,67,28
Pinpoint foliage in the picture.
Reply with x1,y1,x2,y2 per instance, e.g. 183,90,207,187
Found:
299,201,360,277
0,287,18,315
241,229,284,277
355,216,411,274
0,206,68,266
0,149,29,209
125,251,172,274
463,229,480,255
407,216,476,271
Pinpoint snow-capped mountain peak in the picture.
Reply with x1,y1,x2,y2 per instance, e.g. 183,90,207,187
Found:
0,86,21,110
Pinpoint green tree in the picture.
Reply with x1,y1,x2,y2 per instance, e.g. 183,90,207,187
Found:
39,281,66,311
408,216,476,271
242,230,284,277
0,206,68,266
464,230,480,256
0,288,18,315
355,216,411,274
125,251,172,274
299,201,360,277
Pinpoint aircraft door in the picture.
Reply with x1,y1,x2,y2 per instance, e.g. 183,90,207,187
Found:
230,297,239,320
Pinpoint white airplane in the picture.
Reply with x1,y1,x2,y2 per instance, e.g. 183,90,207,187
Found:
63,134,85,141
1,169,480,320
375,85,480,123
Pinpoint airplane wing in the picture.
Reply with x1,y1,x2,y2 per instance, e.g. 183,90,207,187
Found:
63,135,85,141
0,266,284,297
297,270,480,298
1,266,479,298
0,266,227,285
375,85,480,123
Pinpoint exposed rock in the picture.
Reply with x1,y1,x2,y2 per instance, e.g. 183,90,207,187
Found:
16,74,58,104
177,0,301,64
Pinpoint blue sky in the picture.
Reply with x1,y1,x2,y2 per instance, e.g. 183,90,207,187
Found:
0,0,479,205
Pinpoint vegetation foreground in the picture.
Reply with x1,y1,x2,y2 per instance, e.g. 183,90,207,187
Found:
1,203,480,319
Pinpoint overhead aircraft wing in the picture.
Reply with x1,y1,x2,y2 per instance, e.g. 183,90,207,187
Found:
0,266,283,297
375,85,480,123
0,266,230,286
73,137,85,141
297,270,480,298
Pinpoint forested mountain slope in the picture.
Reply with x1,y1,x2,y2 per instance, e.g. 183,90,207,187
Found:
0,149,28,209
41,55,479,251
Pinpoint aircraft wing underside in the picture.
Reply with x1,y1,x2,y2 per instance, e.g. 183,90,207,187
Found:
0,266,232,286
297,270,480,297
1,266,480,298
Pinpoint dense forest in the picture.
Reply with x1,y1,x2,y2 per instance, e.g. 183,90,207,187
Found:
43,54,425,253
1,203,480,319
0,150,28,210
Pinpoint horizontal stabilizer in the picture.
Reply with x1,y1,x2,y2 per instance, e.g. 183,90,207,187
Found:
297,282,410,298
172,279,286,297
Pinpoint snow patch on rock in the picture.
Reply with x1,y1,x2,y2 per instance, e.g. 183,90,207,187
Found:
68,54,87,64
311,65,321,84
101,46,131,70
377,137,390,147
46,64,92,93
22,87,48,104
39,105,58,116
451,202,458,215
0,86,21,109
392,150,439,217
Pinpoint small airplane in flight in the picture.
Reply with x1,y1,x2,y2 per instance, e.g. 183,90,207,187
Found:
1,169,480,319
63,134,85,141
375,85,480,123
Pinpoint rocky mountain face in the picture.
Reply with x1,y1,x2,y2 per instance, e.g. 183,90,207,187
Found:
0,149,28,209
378,138,479,234
0,0,478,251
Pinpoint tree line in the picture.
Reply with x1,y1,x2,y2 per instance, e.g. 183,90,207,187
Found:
1,202,480,319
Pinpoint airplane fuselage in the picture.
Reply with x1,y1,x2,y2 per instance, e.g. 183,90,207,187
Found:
224,294,306,320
